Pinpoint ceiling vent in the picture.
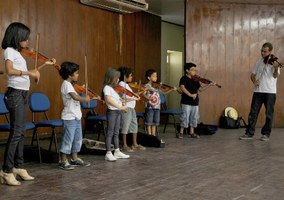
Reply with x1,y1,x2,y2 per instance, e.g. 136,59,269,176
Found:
80,0,149,14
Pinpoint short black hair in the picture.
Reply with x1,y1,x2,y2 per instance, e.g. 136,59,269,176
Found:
262,42,273,51
184,62,196,73
59,62,79,80
145,69,157,80
1,22,30,50
118,66,133,82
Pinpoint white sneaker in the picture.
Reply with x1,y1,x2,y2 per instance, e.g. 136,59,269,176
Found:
105,152,117,161
114,150,130,159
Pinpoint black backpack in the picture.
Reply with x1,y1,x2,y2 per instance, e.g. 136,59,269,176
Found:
219,107,247,129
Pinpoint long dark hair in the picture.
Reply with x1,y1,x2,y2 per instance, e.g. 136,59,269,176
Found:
101,68,120,100
1,22,30,50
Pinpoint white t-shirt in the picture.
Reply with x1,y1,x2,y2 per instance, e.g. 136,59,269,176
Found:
4,47,30,90
252,58,280,94
103,85,122,110
61,80,82,120
119,81,136,109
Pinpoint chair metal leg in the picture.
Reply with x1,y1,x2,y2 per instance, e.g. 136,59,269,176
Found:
156,125,159,137
97,121,102,141
33,128,42,163
83,127,87,138
31,129,36,145
163,115,169,133
49,129,58,153
172,115,178,133
53,132,58,153
97,121,106,141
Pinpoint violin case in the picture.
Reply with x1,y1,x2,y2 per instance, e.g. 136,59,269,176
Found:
126,132,165,148
80,138,113,155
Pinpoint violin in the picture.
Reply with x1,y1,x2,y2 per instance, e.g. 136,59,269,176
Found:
192,75,221,88
263,54,284,68
73,82,103,102
20,47,60,70
128,82,150,96
113,85,140,99
129,82,147,91
152,82,182,94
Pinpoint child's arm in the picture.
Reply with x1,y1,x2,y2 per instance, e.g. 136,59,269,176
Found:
37,58,57,70
180,85,197,100
162,87,177,95
198,83,214,92
5,59,39,78
69,92,90,103
105,95,128,112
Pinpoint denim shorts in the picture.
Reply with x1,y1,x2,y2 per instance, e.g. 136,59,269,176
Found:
145,108,160,126
60,119,82,154
180,104,199,128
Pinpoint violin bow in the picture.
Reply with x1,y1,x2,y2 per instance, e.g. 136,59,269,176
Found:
123,75,127,105
138,80,141,92
84,54,90,107
34,33,40,83
137,80,145,96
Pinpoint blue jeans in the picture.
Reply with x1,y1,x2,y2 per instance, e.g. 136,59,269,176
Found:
246,92,276,136
106,110,122,151
60,119,82,154
2,87,28,173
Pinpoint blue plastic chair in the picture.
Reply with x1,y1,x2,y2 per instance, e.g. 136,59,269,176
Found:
159,92,182,134
0,93,11,132
81,96,107,141
29,92,63,163
0,93,35,133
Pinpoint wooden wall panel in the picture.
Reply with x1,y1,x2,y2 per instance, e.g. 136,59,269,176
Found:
0,0,161,136
186,0,284,126
134,12,161,82
134,12,161,112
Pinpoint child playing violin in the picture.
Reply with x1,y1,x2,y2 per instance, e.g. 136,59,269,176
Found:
179,63,213,139
58,61,95,170
103,68,130,161
144,69,176,136
118,66,146,152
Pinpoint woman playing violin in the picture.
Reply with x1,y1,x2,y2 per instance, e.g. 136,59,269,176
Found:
0,22,56,186
144,69,176,136
179,62,214,139
118,66,145,152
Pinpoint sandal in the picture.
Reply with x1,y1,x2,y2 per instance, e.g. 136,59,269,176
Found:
121,146,134,152
178,133,183,139
189,133,200,139
132,144,146,150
